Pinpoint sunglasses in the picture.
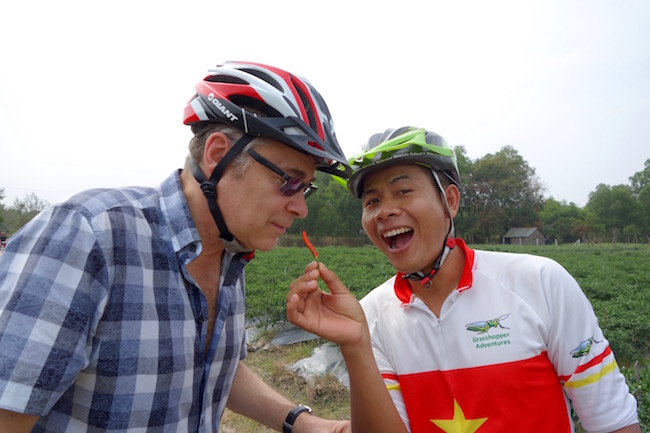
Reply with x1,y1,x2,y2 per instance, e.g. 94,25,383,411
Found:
248,149,317,198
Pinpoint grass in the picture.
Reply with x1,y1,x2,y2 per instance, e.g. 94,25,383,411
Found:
220,341,350,432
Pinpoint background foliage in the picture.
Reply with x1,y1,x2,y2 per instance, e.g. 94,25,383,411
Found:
0,190,49,236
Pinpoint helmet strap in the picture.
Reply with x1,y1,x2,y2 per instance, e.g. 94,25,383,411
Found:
402,170,457,288
190,134,255,253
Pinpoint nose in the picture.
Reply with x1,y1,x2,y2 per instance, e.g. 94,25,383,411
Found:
287,193,309,219
375,198,400,221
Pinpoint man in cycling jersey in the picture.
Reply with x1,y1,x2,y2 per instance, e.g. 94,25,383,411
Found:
287,126,641,432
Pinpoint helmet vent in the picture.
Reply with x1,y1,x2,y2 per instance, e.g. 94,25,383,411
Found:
240,68,283,92
230,95,282,117
292,78,317,130
205,75,248,85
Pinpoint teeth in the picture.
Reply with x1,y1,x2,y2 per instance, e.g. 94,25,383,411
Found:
383,227,412,238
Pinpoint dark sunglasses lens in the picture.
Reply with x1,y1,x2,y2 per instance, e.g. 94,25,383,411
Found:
281,179,305,196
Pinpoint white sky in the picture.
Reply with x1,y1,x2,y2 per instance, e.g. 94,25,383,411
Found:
1,0,648,208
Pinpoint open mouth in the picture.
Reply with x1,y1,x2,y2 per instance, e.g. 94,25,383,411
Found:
382,227,414,250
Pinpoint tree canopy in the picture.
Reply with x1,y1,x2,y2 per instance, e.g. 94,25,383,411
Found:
0,190,50,236
456,145,544,243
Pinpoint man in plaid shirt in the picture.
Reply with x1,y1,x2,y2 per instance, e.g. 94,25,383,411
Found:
0,62,352,433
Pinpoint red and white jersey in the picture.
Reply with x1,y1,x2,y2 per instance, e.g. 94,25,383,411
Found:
360,239,638,433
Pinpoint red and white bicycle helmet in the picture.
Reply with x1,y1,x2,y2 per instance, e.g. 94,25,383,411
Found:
183,61,350,177
183,61,350,252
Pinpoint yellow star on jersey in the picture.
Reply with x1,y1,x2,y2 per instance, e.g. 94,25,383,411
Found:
431,399,488,433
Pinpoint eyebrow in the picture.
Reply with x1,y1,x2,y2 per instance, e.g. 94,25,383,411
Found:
390,174,410,184
260,153,314,183
285,167,314,183
361,173,411,198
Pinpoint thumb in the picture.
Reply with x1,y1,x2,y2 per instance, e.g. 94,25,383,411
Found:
317,262,350,295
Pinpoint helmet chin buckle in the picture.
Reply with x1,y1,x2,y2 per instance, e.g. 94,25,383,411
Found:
200,182,217,198
402,237,457,288
402,269,435,287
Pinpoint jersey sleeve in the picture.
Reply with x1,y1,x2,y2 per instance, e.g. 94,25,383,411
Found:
542,258,639,432
370,327,412,432
0,205,109,415
361,280,412,432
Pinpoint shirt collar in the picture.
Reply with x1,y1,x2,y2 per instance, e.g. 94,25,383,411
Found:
394,238,475,304
159,170,200,254
159,170,256,262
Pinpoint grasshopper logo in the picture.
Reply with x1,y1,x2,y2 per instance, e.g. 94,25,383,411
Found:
466,313,510,334
570,337,602,358
207,93,239,122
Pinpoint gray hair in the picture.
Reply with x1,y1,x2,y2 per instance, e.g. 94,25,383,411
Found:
185,123,259,178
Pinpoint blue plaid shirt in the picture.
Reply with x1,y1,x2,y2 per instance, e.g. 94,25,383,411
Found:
0,171,251,432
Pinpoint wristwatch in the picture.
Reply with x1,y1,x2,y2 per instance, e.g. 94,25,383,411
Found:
283,404,312,433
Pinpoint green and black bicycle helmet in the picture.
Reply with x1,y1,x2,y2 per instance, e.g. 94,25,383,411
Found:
348,126,461,287
347,126,460,199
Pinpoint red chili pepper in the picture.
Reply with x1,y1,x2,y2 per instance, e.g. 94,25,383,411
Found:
302,231,318,259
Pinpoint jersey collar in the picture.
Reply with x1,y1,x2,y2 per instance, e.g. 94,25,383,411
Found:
394,238,475,304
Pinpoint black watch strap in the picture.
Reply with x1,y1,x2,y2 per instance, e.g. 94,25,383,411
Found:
283,405,312,433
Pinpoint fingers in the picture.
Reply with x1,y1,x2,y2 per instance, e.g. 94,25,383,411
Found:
286,292,305,327
290,260,350,299
316,262,351,296
287,264,320,302
303,260,318,274
286,263,321,328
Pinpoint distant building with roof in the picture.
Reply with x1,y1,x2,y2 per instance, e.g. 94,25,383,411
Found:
502,227,546,245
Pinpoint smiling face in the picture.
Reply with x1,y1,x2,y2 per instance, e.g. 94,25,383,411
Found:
360,163,457,274
218,139,316,252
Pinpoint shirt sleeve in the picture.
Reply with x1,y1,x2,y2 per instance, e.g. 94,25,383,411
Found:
361,281,412,432
370,326,412,432
0,205,109,415
542,259,639,432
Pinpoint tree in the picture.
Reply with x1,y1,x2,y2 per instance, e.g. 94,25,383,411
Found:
0,192,51,235
586,184,640,243
539,198,585,243
638,184,650,242
12,193,50,226
454,145,473,183
290,172,362,238
571,210,606,243
458,146,544,242
628,160,650,241
453,146,477,239
629,158,650,197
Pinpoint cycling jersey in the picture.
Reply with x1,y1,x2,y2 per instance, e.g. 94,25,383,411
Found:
360,239,639,433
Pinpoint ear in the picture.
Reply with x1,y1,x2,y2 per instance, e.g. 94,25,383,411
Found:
202,132,233,178
444,183,460,218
